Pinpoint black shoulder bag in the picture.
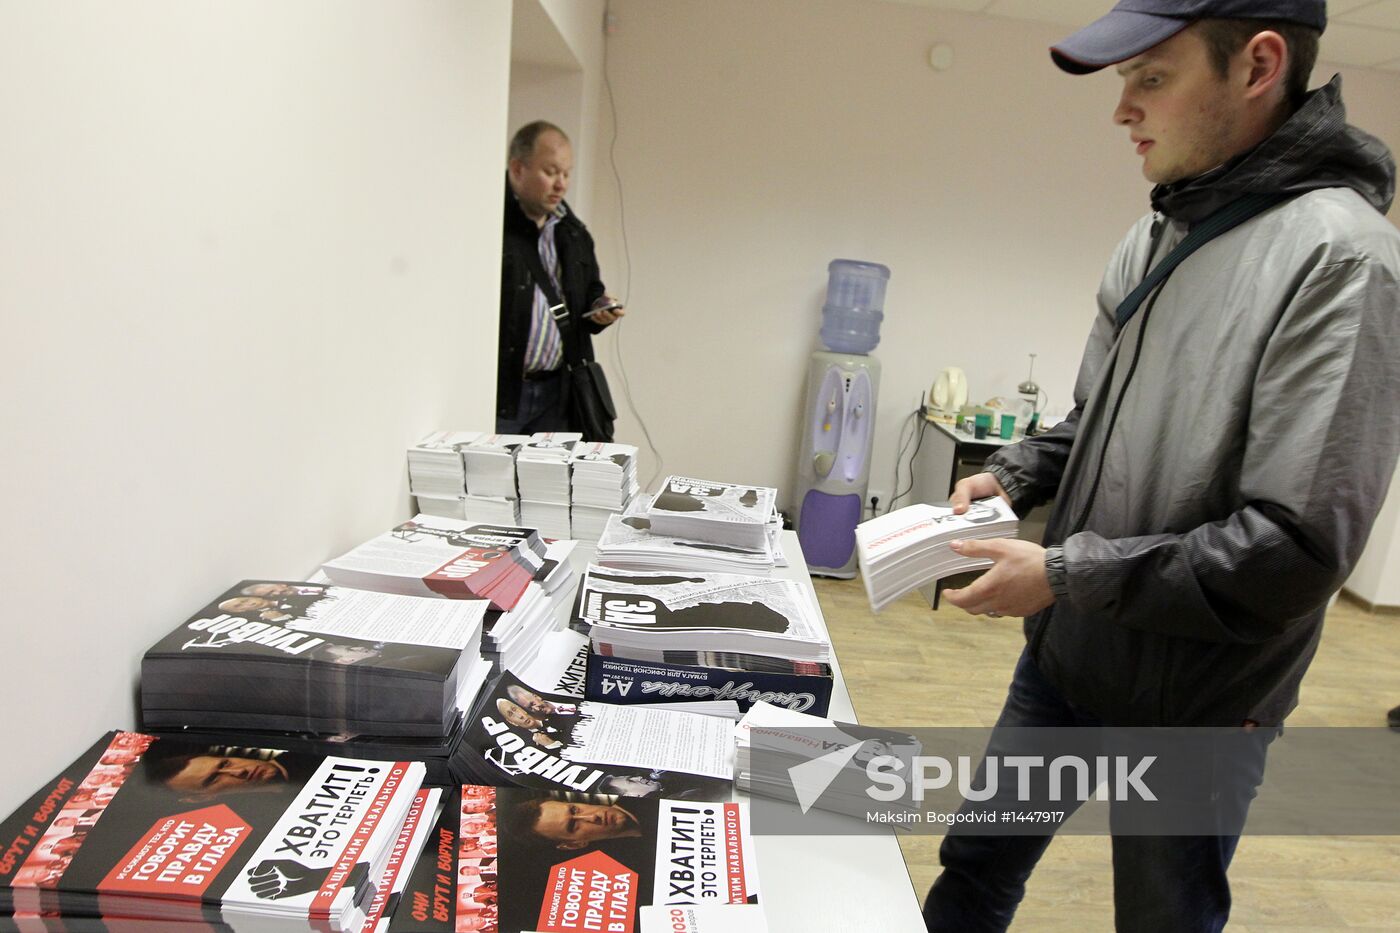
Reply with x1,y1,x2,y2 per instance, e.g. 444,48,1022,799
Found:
518,243,617,443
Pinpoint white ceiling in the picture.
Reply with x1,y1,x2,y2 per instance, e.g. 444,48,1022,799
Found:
880,0,1400,71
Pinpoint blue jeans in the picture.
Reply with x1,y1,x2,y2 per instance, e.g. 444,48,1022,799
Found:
923,650,1247,933
497,370,568,435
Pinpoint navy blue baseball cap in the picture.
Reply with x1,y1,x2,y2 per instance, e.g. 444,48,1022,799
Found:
1051,0,1327,74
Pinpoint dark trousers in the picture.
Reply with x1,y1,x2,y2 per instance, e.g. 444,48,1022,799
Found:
923,650,1246,933
497,369,568,435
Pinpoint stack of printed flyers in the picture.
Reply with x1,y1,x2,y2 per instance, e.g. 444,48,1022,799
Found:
0,730,431,932
321,515,546,610
458,630,737,802
854,498,1019,612
464,433,529,499
480,535,580,675
140,581,486,739
387,783,762,933
320,512,576,677
734,701,922,822
568,441,641,539
406,429,480,516
517,432,581,539
577,566,831,665
596,499,782,575
459,432,531,524
646,476,777,550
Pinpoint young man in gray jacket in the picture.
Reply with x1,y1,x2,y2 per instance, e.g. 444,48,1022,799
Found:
924,1,1400,930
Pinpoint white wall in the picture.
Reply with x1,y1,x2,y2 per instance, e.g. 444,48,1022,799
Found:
508,0,608,221
539,0,608,223
591,0,1400,524
0,0,512,815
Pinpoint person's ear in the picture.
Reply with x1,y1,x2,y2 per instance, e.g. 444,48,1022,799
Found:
1241,30,1287,101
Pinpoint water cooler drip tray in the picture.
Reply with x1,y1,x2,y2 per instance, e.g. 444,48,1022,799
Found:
798,490,862,572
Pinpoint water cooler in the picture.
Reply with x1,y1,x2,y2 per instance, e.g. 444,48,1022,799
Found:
795,260,888,578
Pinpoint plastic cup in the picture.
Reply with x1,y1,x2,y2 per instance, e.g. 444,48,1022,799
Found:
974,413,991,439
1000,413,1015,439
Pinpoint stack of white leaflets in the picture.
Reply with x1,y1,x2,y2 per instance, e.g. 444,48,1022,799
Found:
577,565,831,665
407,430,479,498
855,498,1019,612
463,494,520,525
517,432,580,539
569,441,641,539
647,476,777,549
481,580,550,672
734,701,920,821
416,492,519,526
597,500,776,574
462,432,529,499
477,537,579,673
321,514,545,611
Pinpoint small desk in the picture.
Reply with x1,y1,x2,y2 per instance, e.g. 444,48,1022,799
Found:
919,419,1021,500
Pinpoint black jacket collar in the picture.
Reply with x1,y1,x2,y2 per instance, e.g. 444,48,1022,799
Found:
1151,75,1395,224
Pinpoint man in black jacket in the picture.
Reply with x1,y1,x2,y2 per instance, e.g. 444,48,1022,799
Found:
498,121,623,434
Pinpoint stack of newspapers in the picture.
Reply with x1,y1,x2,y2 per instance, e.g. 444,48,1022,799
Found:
0,731,431,932
734,702,921,821
569,441,641,539
855,498,1019,612
140,580,487,741
516,432,580,539
577,565,831,665
597,499,779,574
647,475,777,549
321,514,546,610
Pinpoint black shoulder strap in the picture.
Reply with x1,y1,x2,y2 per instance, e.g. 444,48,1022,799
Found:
1115,192,1294,332
517,230,587,367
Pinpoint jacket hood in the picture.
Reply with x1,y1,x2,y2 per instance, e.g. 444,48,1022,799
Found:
1151,75,1396,224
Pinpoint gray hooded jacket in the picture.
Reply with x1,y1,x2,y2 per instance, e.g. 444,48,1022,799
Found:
987,76,1400,726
